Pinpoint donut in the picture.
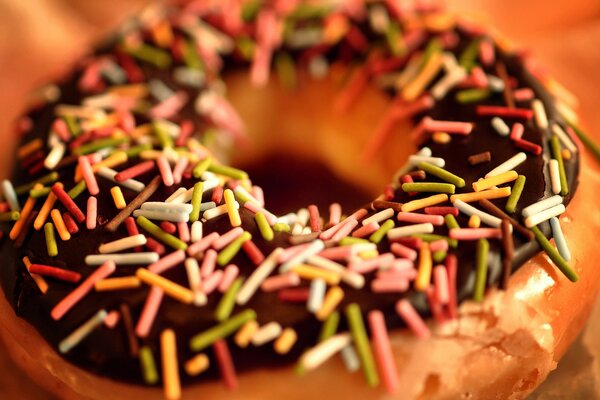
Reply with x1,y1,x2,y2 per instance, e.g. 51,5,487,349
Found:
0,1,598,399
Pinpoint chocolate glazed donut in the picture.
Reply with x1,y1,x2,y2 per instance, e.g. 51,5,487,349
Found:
0,0,586,398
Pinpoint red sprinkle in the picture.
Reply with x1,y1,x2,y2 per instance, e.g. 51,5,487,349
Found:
146,237,166,255
62,212,79,235
211,186,224,204
175,120,194,147
476,106,533,120
51,183,86,223
388,237,422,249
29,264,82,283
308,204,322,232
242,240,265,266
115,160,155,182
160,222,177,234
384,184,395,201
424,206,459,217
277,288,310,303
514,139,542,155
213,339,238,390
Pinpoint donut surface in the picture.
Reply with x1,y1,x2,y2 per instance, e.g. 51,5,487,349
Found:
0,0,587,397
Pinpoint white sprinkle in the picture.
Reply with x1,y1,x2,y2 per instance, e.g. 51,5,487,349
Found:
99,234,147,254
552,123,578,154
532,99,549,130
299,333,352,372
44,142,66,170
237,248,284,306
368,4,390,33
362,208,395,226
487,75,505,92
85,253,159,266
392,147,432,185
185,258,206,306
485,152,527,178
491,117,510,136
251,322,282,346
191,221,203,243
165,188,188,203
279,240,325,274
1,180,20,212
431,67,466,100
307,279,326,313
59,309,107,354
133,209,190,223
387,223,434,240
454,200,504,228
233,185,261,205
309,56,329,79
307,255,365,289
141,202,193,214
292,208,310,235
549,159,561,195
550,217,571,261
340,345,361,372
203,202,239,220
522,195,563,218
97,167,144,192
408,155,445,168
524,204,565,228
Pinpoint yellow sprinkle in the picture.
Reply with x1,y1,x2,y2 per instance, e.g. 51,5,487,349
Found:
402,51,444,102
472,170,518,192
415,242,432,291
401,193,448,213
94,151,128,172
224,189,241,227
160,329,181,400
562,149,572,161
234,320,260,348
432,132,451,144
316,286,345,321
468,215,481,229
274,328,298,355
23,256,48,294
450,187,511,203
291,264,341,286
184,353,210,376
140,150,165,160
50,209,71,241
9,183,41,240
95,276,141,292
111,186,126,210
34,187,59,231
137,269,194,304
357,250,379,259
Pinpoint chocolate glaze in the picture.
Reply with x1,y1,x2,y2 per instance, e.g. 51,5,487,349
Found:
0,4,580,388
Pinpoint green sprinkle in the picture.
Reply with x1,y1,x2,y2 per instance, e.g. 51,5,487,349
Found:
531,226,578,282
339,237,370,246
385,22,405,56
217,232,251,266
402,182,455,194
275,52,296,89
193,157,212,179
420,38,442,67
73,137,130,156
567,121,600,162
190,182,204,223
255,212,274,241
550,136,569,196
236,37,256,60
190,309,256,352
126,44,172,69
215,278,244,322
505,175,526,213
182,39,204,70
417,162,465,188
44,223,58,257
412,233,458,248
455,88,491,104
433,250,447,263
208,164,248,180
289,3,330,19
139,346,159,385
319,311,340,342
241,0,261,21
369,219,395,244
15,172,59,196
444,214,460,230
345,303,379,387
458,38,481,72
122,143,152,158
29,187,51,199
0,211,20,222
153,121,174,149
273,222,291,233
473,238,489,301
64,115,81,137
136,216,188,251
68,180,87,200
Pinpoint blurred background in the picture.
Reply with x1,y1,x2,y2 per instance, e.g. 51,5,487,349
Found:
1,0,600,398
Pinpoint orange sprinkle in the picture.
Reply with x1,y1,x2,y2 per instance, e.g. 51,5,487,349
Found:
23,256,48,294
9,183,41,240
17,138,43,160
50,209,71,241
34,186,59,231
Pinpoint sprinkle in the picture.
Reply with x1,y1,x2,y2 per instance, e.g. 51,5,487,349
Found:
237,248,283,305
244,201,277,225
549,159,561,195
510,123,524,140
552,123,578,154
316,286,344,321
136,287,164,338
454,200,503,228
369,219,395,244
550,217,571,261
155,156,174,187
119,303,139,356
450,187,511,203
192,157,211,179
274,327,297,355
291,264,341,286
505,175,526,213
177,221,190,243
550,136,569,196
136,216,188,250
215,277,243,322
9,186,39,240
478,199,533,240
160,329,181,400
78,156,99,196
67,180,87,200
85,196,97,230
298,333,351,373
280,239,325,273
401,182,455,194
51,260,116,320
23,257,48,294
148,250,186,275
417,162,465,188
109,186,126,210
499,220,514,290
414,242,432,291
44,223,58,257
139,346,159,384
136,268,194,304
329,203,342,225
251,322,282,346
190,309,257,352
1,180,20,212
212,227,244,250
185,354,210,377
450,228,502,240
345,303,379,387
444,214,460,230
85,253,159,266
307,279,327,314
491,117,510,136
14,172,59,196
368,311,399,394
352,222,380,238
97,167,145,192
408,154,445,167
401,194,448,213
208,164,248,180
473,171,518,192
51,183,85,223
532,99,549,130
242,240,265,266
217,231,251,266
95,276,141,292
191,221,203,242
307,204,322,232
59,309,107,354
485,152,527,178
115,160,155,182
234,320,260,348
424,206,459,216
476,106,533,120
522,195,563,218
472,238,490,301
402,51,443,102
29,264,81,283
189,182,204,223
387,223,434,240
531,226,578,282
223,188,242,227
524,204,565,228
468,215,481,228
396,299,430,338
514,138,542,155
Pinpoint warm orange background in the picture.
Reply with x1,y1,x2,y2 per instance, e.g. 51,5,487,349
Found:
1,0,600,398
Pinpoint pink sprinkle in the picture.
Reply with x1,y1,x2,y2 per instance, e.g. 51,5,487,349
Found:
470,67,489,88
115,161,155,182
397,212,444,226
349,209,368,221
371,279,409,293
352,222,380,238
212,186,224,204
395,299,431,339
477,106,533,120
349,253,395,274
242,240,265,266
277,288,310,303
278,243,311,264
308,204,322,232
86,196,97,230
401,175,417,196
172,157,189,185
52,119,71,142
79,156,100,196
103,310,121,329
261,273,300,292
513,88,535,102
331,217,359,242
135,287,164,338
426,287,447,325
218,265,239,293
177,222,190,243
188,232,220,258
78,59,102,91
429,239,449,253
149,91,188,120
244,202,277,226
328,203,342,226
63,212,79,235
390,242,418,261
200,249,218,278
201,270,223,295
175,120,194,147
384,184,395,201
424,206,458,216
433,265,450,305
376,265,416,281
422,117,473,135
117,111,136,133
148,250,186,274
157,156,174,187
51,260,116,320
514,138,542,155
388,258,416,273
446,255,458,319
510,122,524,140
212,227,244,250
213,339,238,390
368,310,400,394
146,237,166,255
450,228,502,240
317,246,352,261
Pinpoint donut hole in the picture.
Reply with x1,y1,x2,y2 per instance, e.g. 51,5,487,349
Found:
224,66,416,213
